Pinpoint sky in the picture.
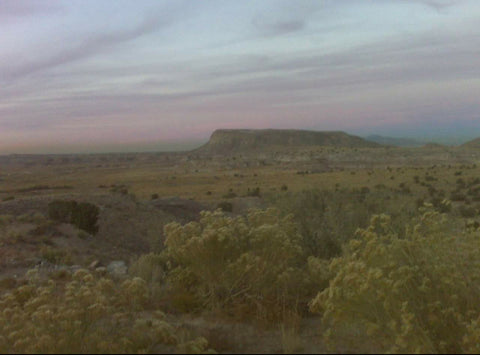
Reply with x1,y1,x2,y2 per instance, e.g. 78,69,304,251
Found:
1,0,480,153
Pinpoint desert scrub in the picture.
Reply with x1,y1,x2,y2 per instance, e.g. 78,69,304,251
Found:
48,200,99,234
129,253,166,300
269,189,416,259
463,315,480,353
3,230,25,245
310,211,480,353
216,201,233,212
40,246,71,265
0,214,14,228
162,208,327,320
0,269,214,354
130,253,165,283
48,200,77,223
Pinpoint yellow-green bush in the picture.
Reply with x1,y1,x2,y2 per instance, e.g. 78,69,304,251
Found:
269,189,416,259
162,208,326,320
129,253,165,284
310,211,480,353
129,253,166,301
0,269,213,354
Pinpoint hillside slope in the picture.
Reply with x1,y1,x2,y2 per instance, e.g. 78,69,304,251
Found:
461,137,480,149
365,135,423,147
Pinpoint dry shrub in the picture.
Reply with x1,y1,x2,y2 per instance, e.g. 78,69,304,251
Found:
0,269,213,354
129,253,166,301
48,200,99,235
161,208,328,321
310,211,480,353
269,189,415,259
0,215,14,228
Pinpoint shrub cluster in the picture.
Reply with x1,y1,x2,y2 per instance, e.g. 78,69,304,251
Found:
160,208,328,320
216,201,233,213
48,200,99,234
245,187,261,197
0,269,213,354
310,211,480,353
269,189,415,259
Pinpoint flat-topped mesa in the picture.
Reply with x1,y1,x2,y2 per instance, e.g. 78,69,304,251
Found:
196,129,380,154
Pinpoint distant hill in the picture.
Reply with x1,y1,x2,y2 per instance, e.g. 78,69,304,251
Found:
421,142,447,149
365,135,423,147
196,129,380,154
461,137,480,149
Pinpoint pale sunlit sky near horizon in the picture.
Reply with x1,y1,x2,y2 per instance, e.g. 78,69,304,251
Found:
1,0,480,153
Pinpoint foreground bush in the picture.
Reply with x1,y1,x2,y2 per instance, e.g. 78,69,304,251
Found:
0,269,213,354
310,211,480,353
162,208,328,320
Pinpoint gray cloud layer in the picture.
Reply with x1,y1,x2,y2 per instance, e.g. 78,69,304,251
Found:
0,0,63,19
1,0,479,152
3,14,170,82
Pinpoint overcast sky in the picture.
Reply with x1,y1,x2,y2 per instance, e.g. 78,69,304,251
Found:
1,0,479,153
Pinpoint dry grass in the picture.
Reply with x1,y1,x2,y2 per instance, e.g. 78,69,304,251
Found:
1,147,480,353
1,163,477,201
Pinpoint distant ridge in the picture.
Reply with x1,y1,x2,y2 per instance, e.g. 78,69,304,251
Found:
365,135,423,147
196,129,380,154
461,137,480,149
422,142,447,149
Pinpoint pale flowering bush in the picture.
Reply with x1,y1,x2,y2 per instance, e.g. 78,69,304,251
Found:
162,208,328,320
310,211,480,353
0,269,213,354
129,253,166,301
